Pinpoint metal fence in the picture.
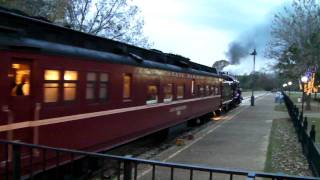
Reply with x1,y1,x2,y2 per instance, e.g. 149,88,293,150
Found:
283,92,320,177
0,140,319,180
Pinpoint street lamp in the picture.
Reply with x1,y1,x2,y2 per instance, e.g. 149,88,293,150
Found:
301,76,308,115
283,83,287,94
283,83,287,89
288,81,292,96
250,49,257,106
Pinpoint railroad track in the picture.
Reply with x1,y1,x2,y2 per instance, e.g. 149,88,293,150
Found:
89,118,218,179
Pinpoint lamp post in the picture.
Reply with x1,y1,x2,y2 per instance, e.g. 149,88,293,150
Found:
288,81,292,96
250,49,257,106
301,76,308,115
283,83,287,93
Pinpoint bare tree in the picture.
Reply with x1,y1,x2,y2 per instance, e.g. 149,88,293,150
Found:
212,60,230,72
267,0,320,76
0,0,152,48
64,0,151,48
0,0,67,21
267,0,320,110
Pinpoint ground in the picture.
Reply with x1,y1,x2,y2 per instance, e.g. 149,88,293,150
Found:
264,118,312,176
274,92,320,144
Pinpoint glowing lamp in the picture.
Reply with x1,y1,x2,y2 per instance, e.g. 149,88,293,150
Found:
301,76,308,83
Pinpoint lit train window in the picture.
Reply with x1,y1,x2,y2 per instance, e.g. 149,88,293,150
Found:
45,70,60,80
99,73,108,100
63,71,78,101
64,71,78,81
163,83,173,102
44,70,60,103
123,74,131,99
44,83,59,102
177,85,184,99
191,79,195,95
10,63,30,96
86,72,96,100
64,83,76,101
146,85,158,104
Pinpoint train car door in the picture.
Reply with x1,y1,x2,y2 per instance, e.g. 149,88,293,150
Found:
7,60,33,143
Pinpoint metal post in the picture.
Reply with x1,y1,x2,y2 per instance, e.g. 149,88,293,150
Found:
123,161,132,180
250,49,256,106
289,86,291,96
302,84,305,115
310,125,316,142
247,172,255,180
12,144,21,180
123,155,133,180
303,117,308,131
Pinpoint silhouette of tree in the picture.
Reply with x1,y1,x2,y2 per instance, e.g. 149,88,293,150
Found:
0,0,152,48
267,0,320,78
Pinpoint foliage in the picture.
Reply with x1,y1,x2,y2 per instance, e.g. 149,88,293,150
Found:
0,0,151,48
0,0,66,21
64,0,151,47
212,60,230,72
267,0,320,80
237,72,280,91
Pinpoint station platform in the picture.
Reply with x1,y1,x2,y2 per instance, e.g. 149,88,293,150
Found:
139,92,289,179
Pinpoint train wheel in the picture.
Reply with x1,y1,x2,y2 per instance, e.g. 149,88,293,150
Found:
214,109,221,117
154,128,169,141
196,118,203,125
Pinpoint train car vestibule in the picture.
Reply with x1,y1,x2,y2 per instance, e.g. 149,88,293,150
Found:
10,63,30,96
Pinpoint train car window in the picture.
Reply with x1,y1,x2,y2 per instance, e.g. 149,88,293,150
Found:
163,83,173,102
146,85,158,104
199,85,204,96
64,83,76,101
211,86,215,95
215,87,219,95
45,70,60,80
123,74,131,99
63,71,78,101
191,79,195,95
44,83,59,102
177,85,184,99
86,72,96,100
10,63,30,96
99,73,108,100
64,71,78,81
44,70,60,103
206,85,210,96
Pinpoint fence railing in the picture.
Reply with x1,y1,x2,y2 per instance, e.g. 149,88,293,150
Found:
283,92,320,177
0,140,319,180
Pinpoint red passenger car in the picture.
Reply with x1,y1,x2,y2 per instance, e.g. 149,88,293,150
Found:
0,9,223,154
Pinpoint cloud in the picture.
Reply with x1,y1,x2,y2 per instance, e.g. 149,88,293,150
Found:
223,56,276,75
134,0,290,73
143,20,234,66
